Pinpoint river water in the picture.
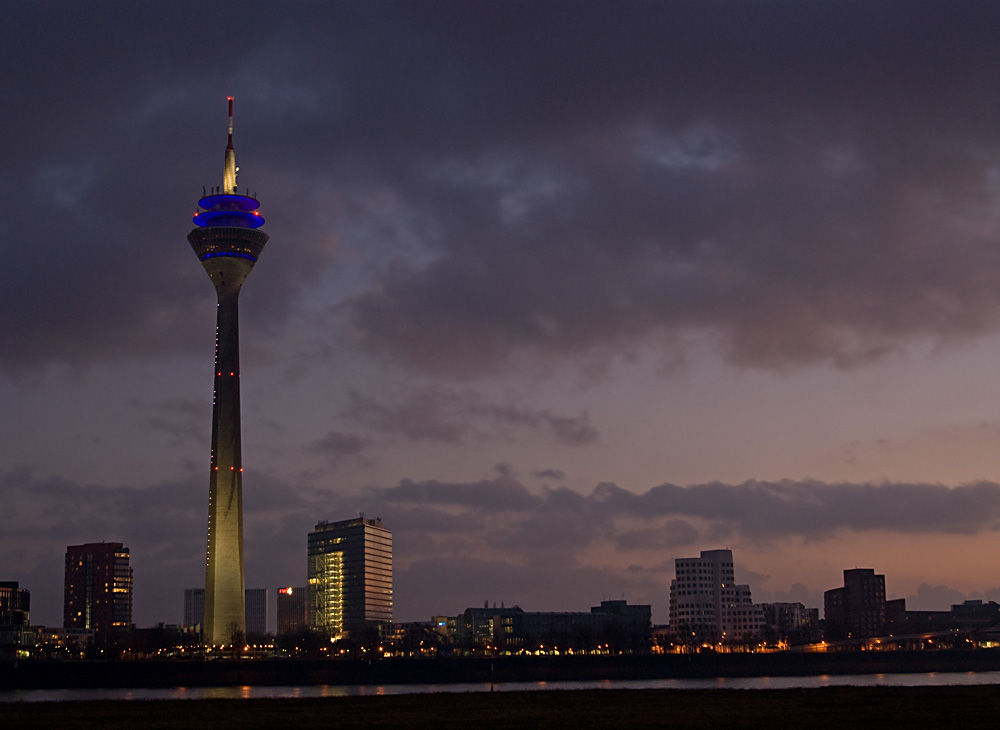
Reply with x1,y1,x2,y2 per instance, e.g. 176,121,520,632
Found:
3,670,1000,703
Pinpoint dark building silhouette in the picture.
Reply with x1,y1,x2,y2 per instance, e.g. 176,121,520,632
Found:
277,586,307,635
950,599,1000,629
448,600,651,653
906,600,1000,634
885,597,907,633
760,602,821,644
589,599,653,651
188,98,270,646
244,588,267,637
0,581,32,652
184,587,267,637
183,587,205,634
64,543,132,646
308,517,393,639
0,581,29,627
824,568,887,639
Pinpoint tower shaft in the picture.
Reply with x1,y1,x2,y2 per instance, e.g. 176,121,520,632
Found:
189,231,267,645
204,289,245,645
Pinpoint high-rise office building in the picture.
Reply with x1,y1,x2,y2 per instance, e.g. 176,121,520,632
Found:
668,548,762,641
244,588,268,637
308,517,392,639
188,98,270,646
277,586,307,635
64,543,132,645
183,587,205,633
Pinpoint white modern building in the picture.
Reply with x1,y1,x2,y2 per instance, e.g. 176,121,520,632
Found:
668,548,763,641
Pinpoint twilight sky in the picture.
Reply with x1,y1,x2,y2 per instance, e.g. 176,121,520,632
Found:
6,1,1000,630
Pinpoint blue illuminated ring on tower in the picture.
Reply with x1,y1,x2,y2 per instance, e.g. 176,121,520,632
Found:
193,193,266,229
193,210,266,228
200,251,258,262
198,194,261,211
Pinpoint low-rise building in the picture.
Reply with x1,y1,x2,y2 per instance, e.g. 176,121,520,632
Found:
760,601,821,644
444,600,651,653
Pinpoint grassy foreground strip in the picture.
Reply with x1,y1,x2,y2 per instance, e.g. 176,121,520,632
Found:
4,686,1000,729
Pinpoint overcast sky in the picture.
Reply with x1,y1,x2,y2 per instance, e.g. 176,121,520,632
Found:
6,1,1000,630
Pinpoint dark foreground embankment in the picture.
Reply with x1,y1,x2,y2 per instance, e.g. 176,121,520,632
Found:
5,650,1000,689
4,686,1000,729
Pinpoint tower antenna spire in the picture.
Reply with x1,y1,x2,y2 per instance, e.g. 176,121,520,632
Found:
227,96,234,149
223,96,237,193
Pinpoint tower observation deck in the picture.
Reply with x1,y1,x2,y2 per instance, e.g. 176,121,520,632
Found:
188,98,269,646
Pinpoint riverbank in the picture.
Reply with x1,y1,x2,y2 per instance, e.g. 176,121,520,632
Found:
4,686,1000,729
5,649,1000,689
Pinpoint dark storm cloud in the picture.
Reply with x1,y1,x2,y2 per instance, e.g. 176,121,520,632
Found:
308,430,374,466
366,477,1000,556
615,521,702,551
8,469,999,557
1,2,351,374
339,2,1000,376
377,476,542,513
344,390,466,443
360,475,1000,614
344,388,599,445
7,2,1000,377
0,468,202,545
137,397,208,446
594,479,1000,538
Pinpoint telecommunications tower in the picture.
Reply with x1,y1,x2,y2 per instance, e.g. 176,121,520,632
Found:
188,98,269,645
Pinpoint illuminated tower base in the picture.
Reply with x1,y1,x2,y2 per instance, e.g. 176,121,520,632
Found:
188,98,269,646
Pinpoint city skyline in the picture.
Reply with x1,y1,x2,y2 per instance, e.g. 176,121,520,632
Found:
8,2,1000,628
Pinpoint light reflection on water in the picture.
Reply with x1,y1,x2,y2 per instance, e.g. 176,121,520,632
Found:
3,671,999,703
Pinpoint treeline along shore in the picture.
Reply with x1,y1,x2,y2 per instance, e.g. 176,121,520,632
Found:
5,650,1000,689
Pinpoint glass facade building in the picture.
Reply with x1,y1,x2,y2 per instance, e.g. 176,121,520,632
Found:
308,517,392,639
